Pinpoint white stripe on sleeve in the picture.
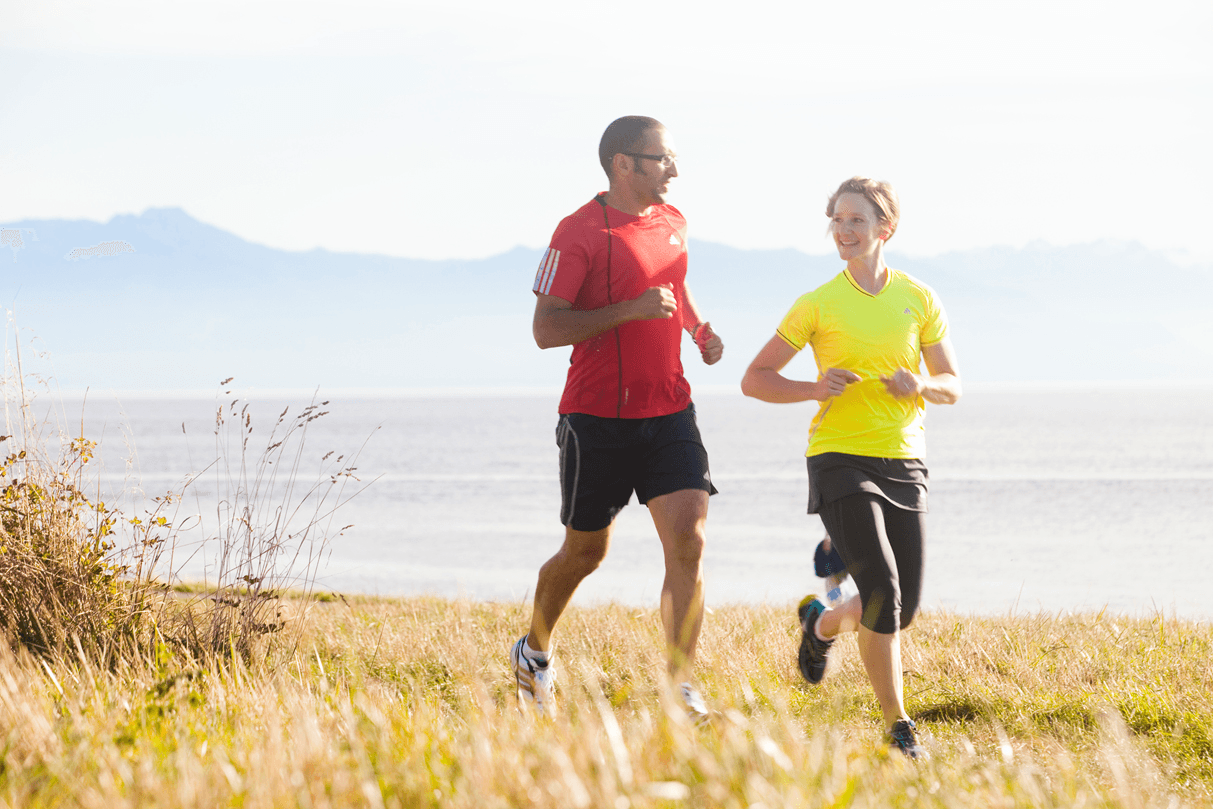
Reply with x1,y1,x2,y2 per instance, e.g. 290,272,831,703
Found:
543,250,560,294
533,247,561,295
533,248,550,292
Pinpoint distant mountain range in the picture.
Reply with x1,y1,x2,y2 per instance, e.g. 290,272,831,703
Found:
2,208,1210,391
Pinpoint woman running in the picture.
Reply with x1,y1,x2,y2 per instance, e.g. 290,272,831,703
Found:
741,177,961,758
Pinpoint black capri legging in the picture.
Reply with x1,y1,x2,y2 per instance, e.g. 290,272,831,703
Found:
818,492,925,634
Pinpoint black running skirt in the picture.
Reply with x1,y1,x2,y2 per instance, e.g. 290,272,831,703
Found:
806,452,928,515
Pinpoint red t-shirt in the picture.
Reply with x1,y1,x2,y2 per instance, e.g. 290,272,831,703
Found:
532,195,693,418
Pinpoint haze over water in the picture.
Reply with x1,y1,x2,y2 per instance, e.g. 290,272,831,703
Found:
54,386,1213,619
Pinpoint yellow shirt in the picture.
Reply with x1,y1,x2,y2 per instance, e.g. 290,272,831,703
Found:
777,268,949,459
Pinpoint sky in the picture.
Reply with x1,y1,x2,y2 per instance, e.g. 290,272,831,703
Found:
3,0,1211,262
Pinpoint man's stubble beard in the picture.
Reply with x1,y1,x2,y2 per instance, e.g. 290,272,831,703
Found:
635,165,669,207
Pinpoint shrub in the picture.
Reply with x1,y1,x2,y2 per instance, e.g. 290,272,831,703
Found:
0,432,165,661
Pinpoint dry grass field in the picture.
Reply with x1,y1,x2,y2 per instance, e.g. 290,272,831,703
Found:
0,594,1209,808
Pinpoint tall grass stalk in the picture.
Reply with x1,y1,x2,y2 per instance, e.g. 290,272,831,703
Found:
173,381,370,662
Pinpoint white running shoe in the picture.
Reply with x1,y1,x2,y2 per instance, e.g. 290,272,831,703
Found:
680,682,710,725
511,636,556,716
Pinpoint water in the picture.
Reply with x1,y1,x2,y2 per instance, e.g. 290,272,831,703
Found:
31,386,1213,618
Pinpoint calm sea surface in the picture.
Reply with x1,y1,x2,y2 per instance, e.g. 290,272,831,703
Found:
39,386,1213,618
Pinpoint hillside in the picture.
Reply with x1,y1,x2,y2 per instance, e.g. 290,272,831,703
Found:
3,209,1210,390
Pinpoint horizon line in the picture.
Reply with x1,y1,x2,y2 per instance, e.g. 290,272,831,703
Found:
42,380,1213,400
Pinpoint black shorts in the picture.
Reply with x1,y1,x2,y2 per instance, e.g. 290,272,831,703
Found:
556,404,717,532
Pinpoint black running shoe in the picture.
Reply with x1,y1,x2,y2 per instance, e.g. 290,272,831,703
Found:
796,595,834,684
886,719,925,759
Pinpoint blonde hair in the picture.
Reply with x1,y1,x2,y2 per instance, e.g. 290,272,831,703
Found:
826,177,900,241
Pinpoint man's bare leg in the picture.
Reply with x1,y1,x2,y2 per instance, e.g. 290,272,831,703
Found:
527,524,613,652
648,488,709,680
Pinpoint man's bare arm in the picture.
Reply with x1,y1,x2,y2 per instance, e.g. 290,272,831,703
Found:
532,286,677,349
679,280,723,365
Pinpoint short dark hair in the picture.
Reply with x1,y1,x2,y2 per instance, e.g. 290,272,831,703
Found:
598,116,663,178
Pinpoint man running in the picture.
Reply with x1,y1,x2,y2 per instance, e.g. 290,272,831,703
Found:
512,115,724,719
